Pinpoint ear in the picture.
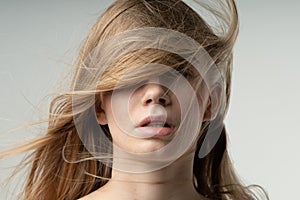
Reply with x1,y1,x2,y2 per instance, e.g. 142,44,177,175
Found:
96,93,108,125
203,85,222,121
97,110,108,125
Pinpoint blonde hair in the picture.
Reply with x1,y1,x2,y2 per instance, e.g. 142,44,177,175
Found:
1,0,269,199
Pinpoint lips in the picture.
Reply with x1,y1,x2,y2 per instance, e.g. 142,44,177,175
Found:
136,116,174,137
139,115,171,127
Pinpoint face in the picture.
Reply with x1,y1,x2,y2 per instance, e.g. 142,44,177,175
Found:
97,67,213,156
98,77,182,154
76,26,224,171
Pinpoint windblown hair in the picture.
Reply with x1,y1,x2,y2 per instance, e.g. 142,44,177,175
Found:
1,0,268,199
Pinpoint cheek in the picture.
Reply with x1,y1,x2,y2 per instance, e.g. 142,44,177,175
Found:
171,95,181,116
127,92,142,113
104,90,137,140
195,82,211,114
197,92,209,110
105,90,130,123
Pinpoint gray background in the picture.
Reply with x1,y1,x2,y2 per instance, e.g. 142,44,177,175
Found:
1,0,299,199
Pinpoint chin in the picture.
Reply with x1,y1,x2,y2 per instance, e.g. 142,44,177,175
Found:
122,138,169,154
111,130,172,154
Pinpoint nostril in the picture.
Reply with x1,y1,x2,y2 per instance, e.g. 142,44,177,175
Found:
145,99,152,104
159,98,166,104
144,97,167,106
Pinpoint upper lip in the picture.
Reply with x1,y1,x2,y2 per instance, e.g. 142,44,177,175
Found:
137,115,173,128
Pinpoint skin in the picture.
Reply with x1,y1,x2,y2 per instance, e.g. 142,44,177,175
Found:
99,80,181,153
79,153,208,200
80,75,214,199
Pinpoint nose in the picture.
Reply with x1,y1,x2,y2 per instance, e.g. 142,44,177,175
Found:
141,83,171,106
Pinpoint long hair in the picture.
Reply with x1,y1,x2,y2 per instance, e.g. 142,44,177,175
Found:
1,0,269,199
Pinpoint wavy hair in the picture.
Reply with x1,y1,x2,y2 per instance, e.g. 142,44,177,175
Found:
1,0,269,199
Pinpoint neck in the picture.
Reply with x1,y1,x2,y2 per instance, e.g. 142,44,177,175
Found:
93,151,206,200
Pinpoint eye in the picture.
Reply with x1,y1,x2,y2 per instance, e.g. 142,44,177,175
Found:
114,79,147,92
161,68,196,82
181,70,193,79
174,66,195,79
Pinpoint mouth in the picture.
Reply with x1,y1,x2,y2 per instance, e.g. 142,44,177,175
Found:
136,116,174,137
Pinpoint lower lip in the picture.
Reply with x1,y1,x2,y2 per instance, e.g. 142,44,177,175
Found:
135,127,174,137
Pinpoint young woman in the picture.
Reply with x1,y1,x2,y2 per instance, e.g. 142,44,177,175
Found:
1,0,268,199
